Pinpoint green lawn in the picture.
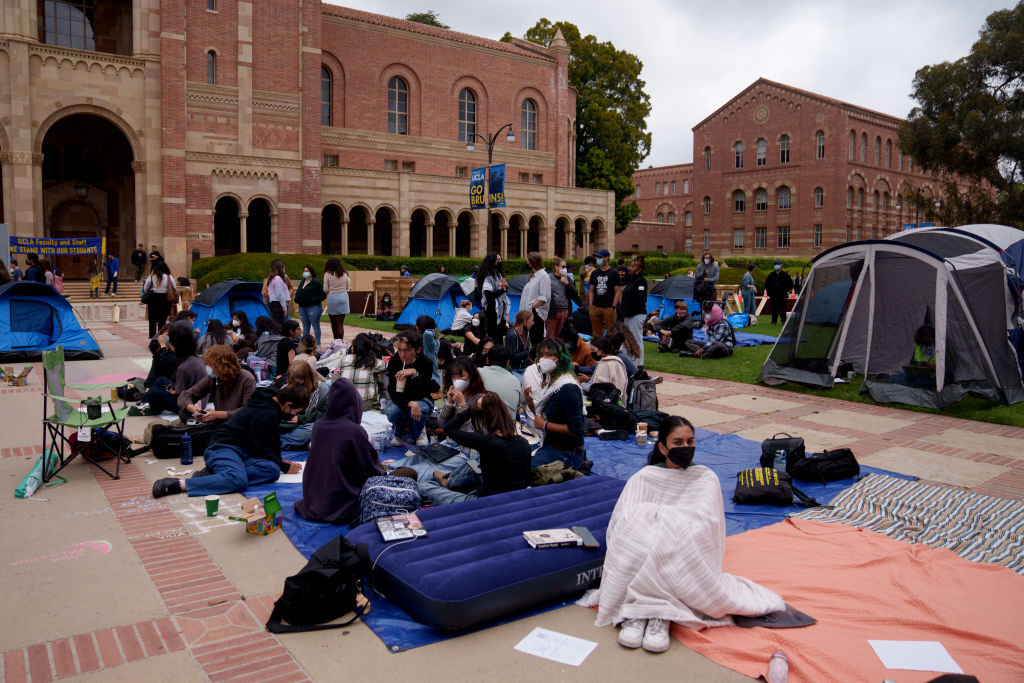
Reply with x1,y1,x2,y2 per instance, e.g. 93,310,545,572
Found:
342,316,1024,428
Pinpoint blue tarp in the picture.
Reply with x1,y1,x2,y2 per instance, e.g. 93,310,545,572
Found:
0,281,102,361
644,330,778,347
189,280,269,336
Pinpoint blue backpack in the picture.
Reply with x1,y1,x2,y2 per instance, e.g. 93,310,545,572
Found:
358,475,420,524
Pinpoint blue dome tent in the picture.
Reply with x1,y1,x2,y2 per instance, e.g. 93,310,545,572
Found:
189,279,269,335
0,282,102,361
646,275,699,319
395,273,471,331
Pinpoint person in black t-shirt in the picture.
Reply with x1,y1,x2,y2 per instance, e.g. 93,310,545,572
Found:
588,248,621,336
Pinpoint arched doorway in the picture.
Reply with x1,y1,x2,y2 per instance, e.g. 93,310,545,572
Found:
247,198,272,253
456,211,473,257
41,113,134,277
214,197,241,256
321,205,342,254
348,206,368,253
434,210,451,257
508,214,524,259
528,216,542,254
574,219,587,259
591,219,605,254
409,209,429,257
374,207,393,256
554,217,569,258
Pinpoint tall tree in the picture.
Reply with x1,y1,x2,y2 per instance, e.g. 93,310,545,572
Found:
502,20,652,233
405,10,449,29
899,1,1024,227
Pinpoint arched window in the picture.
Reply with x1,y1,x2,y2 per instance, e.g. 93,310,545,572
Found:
703,196,711,214
896,194,902,211
320,66,332,126
874,136,881,165
520,99,537,150
777,186,791,210
206,50,216,85
667,212,676,224
779,134,790,164
814,186,824,208
873,190,880,211
44,0,97,50
882,192,889,213
848,130,855,160
703,146,712,172
684,211,692,226
734,141,744,169
755,189,767,211
885,139,892,168
656,213,665,223
816,130,825,159
898,149,904,171
458,88,476,143
857,188,865,209
756,138,766,166
860,132,867,162
847,187,853,208
388,76,409,135
733,190,746,212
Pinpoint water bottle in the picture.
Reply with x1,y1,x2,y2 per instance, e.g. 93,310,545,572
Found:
180,431,193,466
767,651,788,683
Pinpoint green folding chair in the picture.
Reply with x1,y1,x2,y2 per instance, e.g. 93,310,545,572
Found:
41,346,131,481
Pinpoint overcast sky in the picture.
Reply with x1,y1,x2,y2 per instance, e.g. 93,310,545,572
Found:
327,0,1010,167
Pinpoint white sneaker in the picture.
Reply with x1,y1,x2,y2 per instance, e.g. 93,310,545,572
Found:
415,431,429,447
617,618,646,649
641,618,670,653
391,436,403,447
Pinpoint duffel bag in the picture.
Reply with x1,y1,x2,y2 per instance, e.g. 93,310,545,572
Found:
733,467,818,507
788,448,860,484
759,432,806,471
149,422,218,459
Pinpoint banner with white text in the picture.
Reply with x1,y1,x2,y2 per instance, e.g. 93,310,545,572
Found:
10,236,106,256
470,167,487,210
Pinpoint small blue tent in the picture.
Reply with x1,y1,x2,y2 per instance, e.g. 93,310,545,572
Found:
0,282,102,361
190,280,269,335
647,275,699,319
395,273,470,331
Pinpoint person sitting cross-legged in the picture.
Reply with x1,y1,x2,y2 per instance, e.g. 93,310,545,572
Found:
680,304,734,359
152,383,308,498
654,300,698,353
384,330,439,447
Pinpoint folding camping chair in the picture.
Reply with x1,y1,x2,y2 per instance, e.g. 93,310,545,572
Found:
41,346,131,481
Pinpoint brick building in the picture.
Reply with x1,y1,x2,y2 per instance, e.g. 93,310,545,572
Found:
0,1,613,278
618,78,946,258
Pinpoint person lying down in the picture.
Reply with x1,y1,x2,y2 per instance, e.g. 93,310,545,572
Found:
583,416,784,654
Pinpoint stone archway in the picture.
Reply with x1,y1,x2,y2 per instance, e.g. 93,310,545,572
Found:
374,207,394,256
214,196,241,256
456,211,473,257
433,210,452,257
321,205,343,254
348,206,369,254
409,208,429,257
247,198,272,253
554,217,569,258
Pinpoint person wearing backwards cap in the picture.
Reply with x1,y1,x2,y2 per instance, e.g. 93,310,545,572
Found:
588,248,621,337
764,260,794,325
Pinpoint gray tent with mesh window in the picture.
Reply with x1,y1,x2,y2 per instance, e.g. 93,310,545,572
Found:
759,224,1024,409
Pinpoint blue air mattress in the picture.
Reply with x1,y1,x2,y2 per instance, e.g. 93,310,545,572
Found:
347,475,626,631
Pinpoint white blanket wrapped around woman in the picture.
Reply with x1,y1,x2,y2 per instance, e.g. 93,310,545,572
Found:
586,465,785,630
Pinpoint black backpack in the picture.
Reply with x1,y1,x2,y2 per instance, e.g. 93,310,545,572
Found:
266,535,369,633
788,448,860,484
148,422,218,459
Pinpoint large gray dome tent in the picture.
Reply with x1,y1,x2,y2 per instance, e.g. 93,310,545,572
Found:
760,224,1024,409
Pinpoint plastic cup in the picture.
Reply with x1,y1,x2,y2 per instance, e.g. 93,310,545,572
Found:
205,495,220,517
395,377,407,392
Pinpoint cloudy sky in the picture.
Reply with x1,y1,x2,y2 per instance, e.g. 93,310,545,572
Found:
327,0,1010,167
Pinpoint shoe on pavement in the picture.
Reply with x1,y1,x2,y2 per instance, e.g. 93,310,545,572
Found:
415,431,430,446
152,477,182,498
617,618,646,649
642,618,670,653
652,375,664,384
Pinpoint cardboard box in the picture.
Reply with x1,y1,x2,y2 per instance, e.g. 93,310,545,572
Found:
7,366,32,386
229,492,283,536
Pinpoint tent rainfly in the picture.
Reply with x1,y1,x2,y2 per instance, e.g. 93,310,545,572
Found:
189,279,269,336
0,282,102,361
646,275,698,319
394,273,472,331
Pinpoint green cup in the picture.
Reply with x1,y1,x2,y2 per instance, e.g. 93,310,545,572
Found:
204,495,220,517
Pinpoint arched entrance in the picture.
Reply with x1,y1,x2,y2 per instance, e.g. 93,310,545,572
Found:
554,217,569,258
321,205,343,254
574,218,587,259
456,211,473,257
41,113,134,278
508,214,525,259
214,197,241,256
433,210,451,257
528,216,542,254
247,198,272,253
374,207,393,256
409,209,429,257
348,206,369,253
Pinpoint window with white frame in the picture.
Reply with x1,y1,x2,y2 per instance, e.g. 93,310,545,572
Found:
520,99,537,150
814,186,824,208
755,227,767,249
816,130,825,159
734,190,746,212
683,179,690,193
857,188,864,209
777,186,791,210
655,182,661,196
735,141,744,168
703,230,710,250
814,224,823,247
780,135,790,163
874,136,881,165
685,237,693,253
756,138,766,166
684,211,692,227
458,88,477,143
777,225,791,248
849,130,855,160
667,212,675,223
703,196,711,214
755,189,767,211
657,213,665,223
671,181,676,194
388,76,409,135
885,139,892,167
733,228,745,249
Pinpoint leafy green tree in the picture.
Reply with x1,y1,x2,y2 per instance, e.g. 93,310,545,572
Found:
899,1,1024,227
502,20,651,233
405,10,448,29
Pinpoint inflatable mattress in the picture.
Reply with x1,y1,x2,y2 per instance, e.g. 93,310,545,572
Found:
348,475,626,630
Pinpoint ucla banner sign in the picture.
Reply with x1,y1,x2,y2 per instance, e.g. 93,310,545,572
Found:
469,167,487,209
10,236,106,256
488,163,506,208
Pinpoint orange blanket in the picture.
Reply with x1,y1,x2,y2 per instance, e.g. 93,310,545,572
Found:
672,519,1024,682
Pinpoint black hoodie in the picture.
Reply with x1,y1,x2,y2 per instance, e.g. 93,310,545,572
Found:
207,388,288,472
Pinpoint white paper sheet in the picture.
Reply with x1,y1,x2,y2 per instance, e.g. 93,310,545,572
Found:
514,627,597,667
868,640,963,674
276,463,304,484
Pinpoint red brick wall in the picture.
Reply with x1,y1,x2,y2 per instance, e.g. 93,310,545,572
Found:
253,0,299,94
161,1,186,241
615,221,684,254
185,0,238,86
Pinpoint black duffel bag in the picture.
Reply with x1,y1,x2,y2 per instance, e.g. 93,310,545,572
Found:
733,467,818,507
760,432,806,471
788,448,860,484
148,422,218,459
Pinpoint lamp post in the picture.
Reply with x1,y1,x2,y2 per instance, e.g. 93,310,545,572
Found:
466,123,515,249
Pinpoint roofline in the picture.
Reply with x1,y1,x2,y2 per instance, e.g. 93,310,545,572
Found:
633,163,694,174
692,77,909,131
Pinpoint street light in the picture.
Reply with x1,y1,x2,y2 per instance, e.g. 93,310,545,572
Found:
466,123,515,246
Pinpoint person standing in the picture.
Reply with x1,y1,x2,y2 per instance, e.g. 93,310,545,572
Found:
476,252,510,340
104,253,119,296
588,249,620,337
24,253,46,283
521,252,551,347
143,262,176,337
130,243,147,282
322,257,350,343
10,259,23,282
741,262,758,316
546,257,581,340
294,264,326,347
764,260,794,325
86,257,102,299
148,245,164,268
619,256,649,368
265,259,292,324
580,255,596,298
694,251,719,309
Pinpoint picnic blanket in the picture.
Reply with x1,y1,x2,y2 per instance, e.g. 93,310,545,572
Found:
794,473,1024,573
643,329,777,347
585,465,784,629
672,519,1024,682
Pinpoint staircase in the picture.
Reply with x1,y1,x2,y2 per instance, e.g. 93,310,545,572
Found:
62,279,141,304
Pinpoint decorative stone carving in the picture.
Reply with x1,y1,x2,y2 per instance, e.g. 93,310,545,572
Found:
753,105,769,124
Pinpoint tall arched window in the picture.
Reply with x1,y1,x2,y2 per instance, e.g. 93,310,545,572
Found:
849,130,856,160
703,146,712,172
756,138,766,166
667,212,675,224
388,76,409,135
885,139,892,168
703,196,711,214
755,189,767,211
733,190,746,212
857,188,865,209
777,186,791,210
657,213,665,223
320,66,332,126
873,190,880,211
896,194,902,211
898,150,904,171
44,0,97,50
874,136,881,165
847,187,853,208
206,50,216,84
814,186,824,208
882,192,889,212
734,141,744,169
816,130,825,159
458,88,476,143
684,211,692,226
779,135,790,163
860,132,867,162
520,99,537,150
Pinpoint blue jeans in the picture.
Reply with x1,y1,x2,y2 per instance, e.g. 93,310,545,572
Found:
743,287,757,315
533,443,583,470
105,275,118,294
281,423,313,450
142,376,178,415
185,443,282,497
418,480,477,506
384,399,433,440
299,304,323,347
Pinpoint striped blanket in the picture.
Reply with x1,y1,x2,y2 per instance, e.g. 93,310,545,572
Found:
794,473,1024,573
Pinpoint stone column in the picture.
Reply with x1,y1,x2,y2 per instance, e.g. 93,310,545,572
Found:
131,161,147,248
340,219,349,254
500,225,508,260
238,211,249,253
564,229,572,259
425,221,434,258
519,228,528,259
449,224,456,257
366,218,375,256
582,228,591,257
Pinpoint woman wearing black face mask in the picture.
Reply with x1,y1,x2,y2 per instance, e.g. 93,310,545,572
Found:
584,414,785,654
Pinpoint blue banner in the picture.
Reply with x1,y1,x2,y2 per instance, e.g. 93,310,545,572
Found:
10,236,106,256
488,163,506,208
469,167,486,210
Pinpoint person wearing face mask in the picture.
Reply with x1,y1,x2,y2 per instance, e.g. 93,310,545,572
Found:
505,310,533,375
524,339,586,469
139,321,206,416
588,249,622,337
694,251,720,311
581,335,628,399
293,264,326,348
546,257,582,340
153,383,309,498
520,252,551,346
439,357,486,426
764,260,794,325
178,345,257,422
476,251,510,339
584,415,785,653
618,256,649,368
